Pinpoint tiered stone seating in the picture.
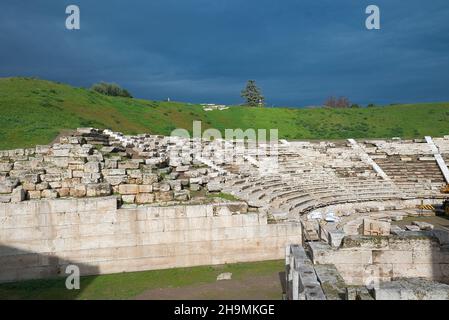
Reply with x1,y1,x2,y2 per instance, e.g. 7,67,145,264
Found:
222,140,405,219
223,137,449,219
360,139,447,197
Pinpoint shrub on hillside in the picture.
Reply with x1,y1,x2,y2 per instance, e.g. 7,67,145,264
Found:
324,96,351,108
91,82,132,98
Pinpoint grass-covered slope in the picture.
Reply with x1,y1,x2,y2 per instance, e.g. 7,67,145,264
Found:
1,77,449,150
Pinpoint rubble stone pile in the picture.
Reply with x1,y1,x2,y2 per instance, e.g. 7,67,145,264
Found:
0,128,226,205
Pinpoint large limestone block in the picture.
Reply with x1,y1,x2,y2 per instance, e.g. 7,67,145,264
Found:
11,186,26,203
314,264,347,300
49,181,62,189
155,191,174,202
388,236,437,251
118,184,139,195
87,154,104,162
391,263,436,279
122,194,136,203
207,182,223,192
52,149,70,157
143,173,158,184
35,145,50,154
41,189,59,199
309,242,373,265
126,169,142,179
372,250,413,264
412,249,438,264
168,180,182,191
102,169,126,176
174,190,190,201
375,279,449,300
159,183,171,192
22,174,41,184
412,221,434,231
0,178,19,194
70,184,87,198
136,193,155,204
27,190,42,200
138,184,153,193
41,173,62,182
104,175,128,186
175,165,189,172
86,183,112,197
118,160,141,170
0,195,11,203
72,170,84,178
22,182,37,191
105,159,118,169
0,162,13,172
84,162,100,173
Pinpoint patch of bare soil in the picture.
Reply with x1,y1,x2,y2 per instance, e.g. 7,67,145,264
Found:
134,273,283,300
50,129,76,145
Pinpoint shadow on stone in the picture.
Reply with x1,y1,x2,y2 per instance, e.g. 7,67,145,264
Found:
0,245,99,300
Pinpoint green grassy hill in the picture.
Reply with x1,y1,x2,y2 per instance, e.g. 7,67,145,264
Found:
0,77,448,150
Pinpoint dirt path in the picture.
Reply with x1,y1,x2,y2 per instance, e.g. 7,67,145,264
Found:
134,273,283,300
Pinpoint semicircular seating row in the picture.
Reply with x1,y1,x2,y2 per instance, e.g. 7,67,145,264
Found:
219,139,449,218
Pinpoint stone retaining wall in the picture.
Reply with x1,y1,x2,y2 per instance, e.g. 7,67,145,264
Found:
0,197,301,283
308,234,449,286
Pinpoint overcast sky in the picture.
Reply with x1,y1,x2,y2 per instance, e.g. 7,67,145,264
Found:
1,0,448,106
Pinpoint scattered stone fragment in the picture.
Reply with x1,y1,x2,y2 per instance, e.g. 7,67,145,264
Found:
412,221,434,231
390,225,403,235
405,225,421,232
216,273,232,281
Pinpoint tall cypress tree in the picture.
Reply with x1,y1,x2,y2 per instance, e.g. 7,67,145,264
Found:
241,80,264,107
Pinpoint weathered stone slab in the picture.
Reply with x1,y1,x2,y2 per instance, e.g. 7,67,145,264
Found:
412,221,434,231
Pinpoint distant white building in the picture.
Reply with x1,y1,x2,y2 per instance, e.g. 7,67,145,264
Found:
201,104,229,111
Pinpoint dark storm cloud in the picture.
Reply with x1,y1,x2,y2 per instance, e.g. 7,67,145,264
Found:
1,0,448,106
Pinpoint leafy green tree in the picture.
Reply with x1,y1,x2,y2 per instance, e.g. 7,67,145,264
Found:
241,80,264,107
